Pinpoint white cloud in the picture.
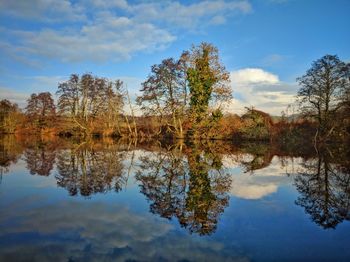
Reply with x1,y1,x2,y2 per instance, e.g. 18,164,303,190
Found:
261,53,290,66
30,75,66,88
90,0,128,9
0,87,29,108
129,0,252,30
0,0,86,22
230,68,279,84
6,18,175,63
0,0,251,63
223,68,298,115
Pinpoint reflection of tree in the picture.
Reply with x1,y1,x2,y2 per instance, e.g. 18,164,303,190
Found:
0,135,23,177
55,144,126,197
184,147,231,235
294,149,350,229
24,143,56,176
136,144,231,235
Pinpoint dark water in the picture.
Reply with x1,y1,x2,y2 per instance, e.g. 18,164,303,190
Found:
0,136,349,262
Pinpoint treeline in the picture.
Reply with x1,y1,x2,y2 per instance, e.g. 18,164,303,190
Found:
1,43,349,144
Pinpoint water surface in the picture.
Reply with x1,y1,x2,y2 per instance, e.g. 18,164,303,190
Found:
0,136,349,261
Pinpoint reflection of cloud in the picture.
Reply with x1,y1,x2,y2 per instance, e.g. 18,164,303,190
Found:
225,156,295,199
1,201,171,243
0,200,249,261
231,182,278,199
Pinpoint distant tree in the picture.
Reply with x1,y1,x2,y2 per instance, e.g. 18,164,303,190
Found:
103,80,125,133
239,108,273,140
56,74,80,117
297,55,350,141
25,92,56,129
0,99,20,134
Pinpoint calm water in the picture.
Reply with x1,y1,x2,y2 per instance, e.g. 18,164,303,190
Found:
0,136,349,262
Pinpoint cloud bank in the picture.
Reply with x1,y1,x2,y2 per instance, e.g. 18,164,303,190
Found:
0,0,251,63
224,68,298,115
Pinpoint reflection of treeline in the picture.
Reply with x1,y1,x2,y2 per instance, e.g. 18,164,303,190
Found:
0,135,320,176
0,136,130,196
1,136,349,230
1,45,349,144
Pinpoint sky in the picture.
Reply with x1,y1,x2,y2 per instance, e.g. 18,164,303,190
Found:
0,0,349,115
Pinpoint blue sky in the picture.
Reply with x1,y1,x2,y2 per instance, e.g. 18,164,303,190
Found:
0,0,349,115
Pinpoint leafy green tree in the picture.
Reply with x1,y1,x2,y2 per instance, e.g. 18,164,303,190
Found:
239,108,273,140
187,43,232,137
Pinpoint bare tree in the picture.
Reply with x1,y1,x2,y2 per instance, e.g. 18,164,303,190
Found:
297,55,350,141
57,74,124,135
137,55,188,138
0,99,21,134
25,92,56,130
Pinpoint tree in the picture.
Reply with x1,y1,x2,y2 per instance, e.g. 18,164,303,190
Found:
239,108,273,141
57,74,124,135
187,43,232,138
103,80,124,133
0,99,20,134
25,92,56,129
297,55,350,141
137,54,189,138
137,43,232,139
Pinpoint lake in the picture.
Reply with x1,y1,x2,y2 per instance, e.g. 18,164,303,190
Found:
0,135,349,262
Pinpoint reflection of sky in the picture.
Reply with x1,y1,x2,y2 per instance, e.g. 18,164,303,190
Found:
223,156,303,200
0,151,350,261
